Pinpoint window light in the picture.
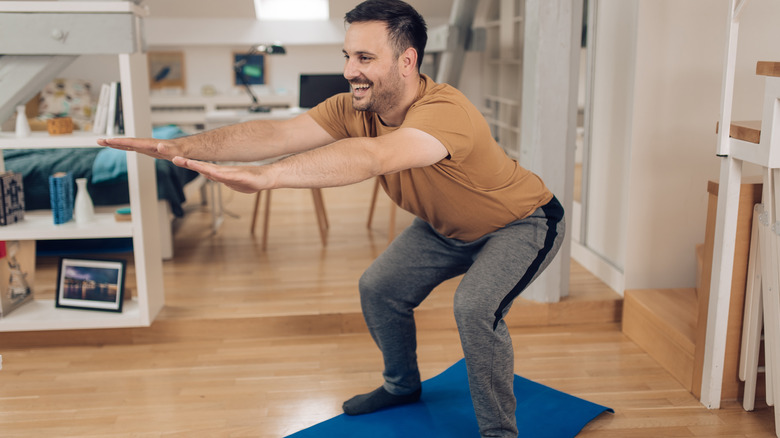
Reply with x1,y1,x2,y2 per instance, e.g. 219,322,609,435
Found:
254,0,329,20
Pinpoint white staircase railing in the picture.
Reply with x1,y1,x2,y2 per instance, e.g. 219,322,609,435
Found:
702,3,780,438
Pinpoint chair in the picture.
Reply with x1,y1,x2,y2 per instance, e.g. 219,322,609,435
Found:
250,188,329,250
366,177,398,243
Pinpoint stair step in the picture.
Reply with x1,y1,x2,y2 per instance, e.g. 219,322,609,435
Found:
716,120,761,144
757,61,780,77
622,288,697,391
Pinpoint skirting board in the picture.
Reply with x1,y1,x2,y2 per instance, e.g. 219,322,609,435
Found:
571,240,624,297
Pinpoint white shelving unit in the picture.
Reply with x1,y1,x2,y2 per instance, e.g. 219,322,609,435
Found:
0,1,164,332
480,0,524,161
0,132,111,149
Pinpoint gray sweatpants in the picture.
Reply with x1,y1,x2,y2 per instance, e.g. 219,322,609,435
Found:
358,197,565,438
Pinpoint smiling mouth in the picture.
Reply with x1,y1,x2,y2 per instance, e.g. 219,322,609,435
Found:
351,83,371,97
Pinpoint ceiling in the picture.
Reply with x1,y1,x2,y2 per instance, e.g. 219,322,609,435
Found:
329,0,454,20
146,0,454,20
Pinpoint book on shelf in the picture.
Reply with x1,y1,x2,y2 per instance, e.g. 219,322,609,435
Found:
92,83,111,135
0,172,25,226
115,82,124,135
0,240,35,319
104,82,124,137
48,172,74,225
106,82,118,137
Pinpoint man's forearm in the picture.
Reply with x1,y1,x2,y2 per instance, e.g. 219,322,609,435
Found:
176,119,290,162
264,138,382,189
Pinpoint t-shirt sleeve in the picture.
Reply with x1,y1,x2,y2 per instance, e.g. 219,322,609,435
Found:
399,95,475,161
307,93,353,140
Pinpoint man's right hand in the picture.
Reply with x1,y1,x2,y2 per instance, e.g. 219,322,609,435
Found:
97,137,184,161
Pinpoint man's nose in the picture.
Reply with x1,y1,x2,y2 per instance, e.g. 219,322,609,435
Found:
343,59,358,81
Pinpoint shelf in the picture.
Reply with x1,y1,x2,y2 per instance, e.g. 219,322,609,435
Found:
484,118,521,132
0,299,144,332
2,2,164,334
485,95,521,106
0,1,148,15
483,16,522,28
0,131,109,149
0,210,132,241
487,58,523,66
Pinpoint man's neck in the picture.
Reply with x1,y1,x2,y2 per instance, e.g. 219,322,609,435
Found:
377,73,422,127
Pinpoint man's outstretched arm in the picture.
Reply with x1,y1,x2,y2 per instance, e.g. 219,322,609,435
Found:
97,113,336,163
172,127,449,194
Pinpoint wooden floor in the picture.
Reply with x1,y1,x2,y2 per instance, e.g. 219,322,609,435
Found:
0,179,776,437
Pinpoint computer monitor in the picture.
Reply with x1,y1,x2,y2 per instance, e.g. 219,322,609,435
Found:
298,74,351,109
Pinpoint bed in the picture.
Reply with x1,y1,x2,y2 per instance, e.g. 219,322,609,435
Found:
5,77,200,259
3,133,199,259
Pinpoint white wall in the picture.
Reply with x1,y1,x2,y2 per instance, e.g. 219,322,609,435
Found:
59,12,451,105
148,43,347,99
581,0,637,277
579,0,780,293
59,21,349,105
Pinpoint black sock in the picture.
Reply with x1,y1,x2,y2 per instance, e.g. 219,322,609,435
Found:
342,386,422,415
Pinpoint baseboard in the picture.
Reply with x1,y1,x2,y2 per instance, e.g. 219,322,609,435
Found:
571,240,624,296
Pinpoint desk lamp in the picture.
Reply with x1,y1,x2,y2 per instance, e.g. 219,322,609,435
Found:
234,43,286,112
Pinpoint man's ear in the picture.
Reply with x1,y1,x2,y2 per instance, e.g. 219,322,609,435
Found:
400,47,418,76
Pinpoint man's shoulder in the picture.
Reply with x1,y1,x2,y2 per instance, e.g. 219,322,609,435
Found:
411,76,478,121
419,74,460,99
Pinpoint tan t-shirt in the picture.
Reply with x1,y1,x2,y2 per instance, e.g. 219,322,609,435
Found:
308,74,553,242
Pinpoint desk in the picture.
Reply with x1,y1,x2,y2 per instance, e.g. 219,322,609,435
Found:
201,107,328,247
203,108,300,232
149,94,294,127
204,107,306,130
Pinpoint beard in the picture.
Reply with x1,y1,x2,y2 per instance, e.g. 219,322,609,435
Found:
350,69,404,114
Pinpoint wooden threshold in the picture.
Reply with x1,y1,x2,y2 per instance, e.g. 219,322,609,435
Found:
622,288,697,391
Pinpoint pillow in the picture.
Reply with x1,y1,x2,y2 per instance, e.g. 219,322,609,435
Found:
92,147,127,183
152,125,188,140
38,78,94,130
91,125,189,184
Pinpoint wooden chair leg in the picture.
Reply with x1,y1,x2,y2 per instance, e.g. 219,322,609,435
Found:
367,177,398,243
250,190,262,236
367,177,380,229
310,188,329,246
759,171,780,410
740,207,764,411
262,190,272,250
253,189,328,249
388,202,397,244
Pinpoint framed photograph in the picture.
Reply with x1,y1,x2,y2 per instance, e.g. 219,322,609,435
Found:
0,241,35,319
148,51,186,90
233,52,265,86
56,258,126,313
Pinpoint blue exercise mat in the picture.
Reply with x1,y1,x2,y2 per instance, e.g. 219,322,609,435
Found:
286,359,612,437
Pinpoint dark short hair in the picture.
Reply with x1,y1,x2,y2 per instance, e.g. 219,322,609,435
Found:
344,0,428,70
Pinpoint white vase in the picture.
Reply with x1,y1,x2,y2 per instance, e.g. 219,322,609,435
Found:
15,105,30,138
74,178,95,224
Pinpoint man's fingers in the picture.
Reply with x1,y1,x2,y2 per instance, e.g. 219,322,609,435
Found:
172,156,201,169
172,156,218,176
97,137,169,157
171,158,261,194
